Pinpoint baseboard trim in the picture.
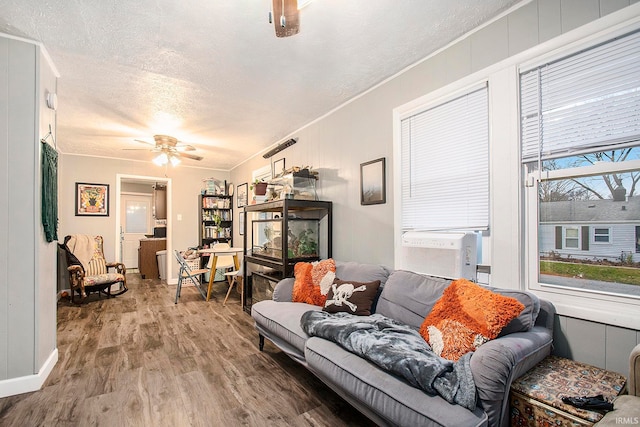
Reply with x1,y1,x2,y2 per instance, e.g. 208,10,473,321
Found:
0,348,58,398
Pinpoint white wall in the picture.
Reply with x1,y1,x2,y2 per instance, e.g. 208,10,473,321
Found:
0,34,59,397
231,0,640,376
58,154,230,277
36,40,59,378
232,0,640,270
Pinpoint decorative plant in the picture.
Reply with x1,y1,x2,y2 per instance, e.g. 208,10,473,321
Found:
213,213,222,232
251,178,269,196
297,229,318,256
250,178,266,190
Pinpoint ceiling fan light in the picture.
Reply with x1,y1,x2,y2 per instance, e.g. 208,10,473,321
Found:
153,152,169,166
169,155,181,166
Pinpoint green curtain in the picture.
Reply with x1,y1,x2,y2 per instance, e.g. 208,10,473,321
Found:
41,141,58,242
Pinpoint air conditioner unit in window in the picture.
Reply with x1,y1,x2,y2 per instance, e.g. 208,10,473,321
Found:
399,231,477,281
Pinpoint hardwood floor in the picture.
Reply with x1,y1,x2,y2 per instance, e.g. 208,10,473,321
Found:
0,274,376,427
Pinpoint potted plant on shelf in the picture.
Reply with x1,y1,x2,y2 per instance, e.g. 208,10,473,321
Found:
250,179,268,196
212,213,222,238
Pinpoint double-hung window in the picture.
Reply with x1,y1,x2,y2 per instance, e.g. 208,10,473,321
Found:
522,29,640,300
593,228,611,244
394,82,489,275
399,83,489,232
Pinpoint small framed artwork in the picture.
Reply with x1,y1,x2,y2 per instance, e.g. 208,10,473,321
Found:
360,158,386,205
273,158,286,177
76,182,110,216
237,183,248,208
238,213,245,235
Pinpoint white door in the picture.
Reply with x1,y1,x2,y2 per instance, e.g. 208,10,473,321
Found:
120,194,153,269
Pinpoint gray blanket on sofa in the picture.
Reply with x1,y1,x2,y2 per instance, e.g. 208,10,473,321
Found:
300,310,477,410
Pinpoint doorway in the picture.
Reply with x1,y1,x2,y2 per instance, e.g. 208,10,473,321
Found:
120,193,153,269
115,174,172,280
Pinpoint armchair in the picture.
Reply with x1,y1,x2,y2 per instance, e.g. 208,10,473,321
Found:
60,235,128,303
595,343,640,426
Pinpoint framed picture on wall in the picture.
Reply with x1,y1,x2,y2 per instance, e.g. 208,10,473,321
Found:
238,212,245,235
75,182,109,216
237,183,248,208
273,158,286,178
360,158,386,205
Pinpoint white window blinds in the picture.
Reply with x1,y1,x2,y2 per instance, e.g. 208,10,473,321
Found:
521,30,640,162
400,84,489,231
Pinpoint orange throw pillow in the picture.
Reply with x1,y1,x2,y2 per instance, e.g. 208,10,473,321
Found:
292,259,336,306
419,278,525,361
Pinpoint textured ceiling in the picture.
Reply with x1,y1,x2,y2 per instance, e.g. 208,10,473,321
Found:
0,0,521,170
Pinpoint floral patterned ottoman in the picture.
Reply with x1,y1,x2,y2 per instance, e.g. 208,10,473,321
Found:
510,355,626,426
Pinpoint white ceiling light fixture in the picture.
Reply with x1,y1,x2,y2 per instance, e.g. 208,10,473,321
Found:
126,134,203,166
153,152,169,166
152,152,182,167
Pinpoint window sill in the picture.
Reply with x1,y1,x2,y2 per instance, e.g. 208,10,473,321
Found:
530,285,640,330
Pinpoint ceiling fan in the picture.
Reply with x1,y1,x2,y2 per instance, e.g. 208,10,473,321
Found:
127,134,203,166
269,0,300,38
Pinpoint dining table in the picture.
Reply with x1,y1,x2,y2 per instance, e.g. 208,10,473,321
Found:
197,247,243,301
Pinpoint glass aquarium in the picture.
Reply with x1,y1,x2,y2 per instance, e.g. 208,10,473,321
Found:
251,218,320,260
268,171,318,200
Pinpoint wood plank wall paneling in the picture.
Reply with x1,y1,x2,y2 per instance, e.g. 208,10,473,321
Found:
553,315,640,377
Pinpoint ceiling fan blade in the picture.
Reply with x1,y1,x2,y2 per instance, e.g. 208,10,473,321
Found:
174,144,196,152
273,0,299,37
134,138,156,146
179,152,203,161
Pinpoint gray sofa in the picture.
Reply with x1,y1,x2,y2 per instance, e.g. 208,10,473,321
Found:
251,261,555,427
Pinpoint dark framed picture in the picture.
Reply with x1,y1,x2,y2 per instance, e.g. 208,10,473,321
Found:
76,182,109,216
360,158,386,205
237,183,248,208
273,158,286,177
238,212,245,235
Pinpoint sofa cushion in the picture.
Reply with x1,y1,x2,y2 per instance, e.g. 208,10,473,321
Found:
375,270,452,329
323,279,381,316
292,259,336,306
334,261,390,284
419,279,525,361
489,287,541,336
304,337,488,427
251,300,322,358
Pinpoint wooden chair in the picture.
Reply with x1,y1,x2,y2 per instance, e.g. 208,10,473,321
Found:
174,250,209,304
223,264,243,306
60,235,128,303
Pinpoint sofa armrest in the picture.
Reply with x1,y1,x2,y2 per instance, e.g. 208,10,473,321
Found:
471,326,553,427
630,343,640,396
272,277,295,302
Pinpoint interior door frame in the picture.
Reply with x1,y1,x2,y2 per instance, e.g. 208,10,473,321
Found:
115,174,172,280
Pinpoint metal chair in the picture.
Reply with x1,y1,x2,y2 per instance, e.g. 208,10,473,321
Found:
174,250,209,304
60,235,128,303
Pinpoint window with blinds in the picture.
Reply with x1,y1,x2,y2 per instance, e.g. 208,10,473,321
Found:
521,29,640,163
522,27,640,300
400,84,489,231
